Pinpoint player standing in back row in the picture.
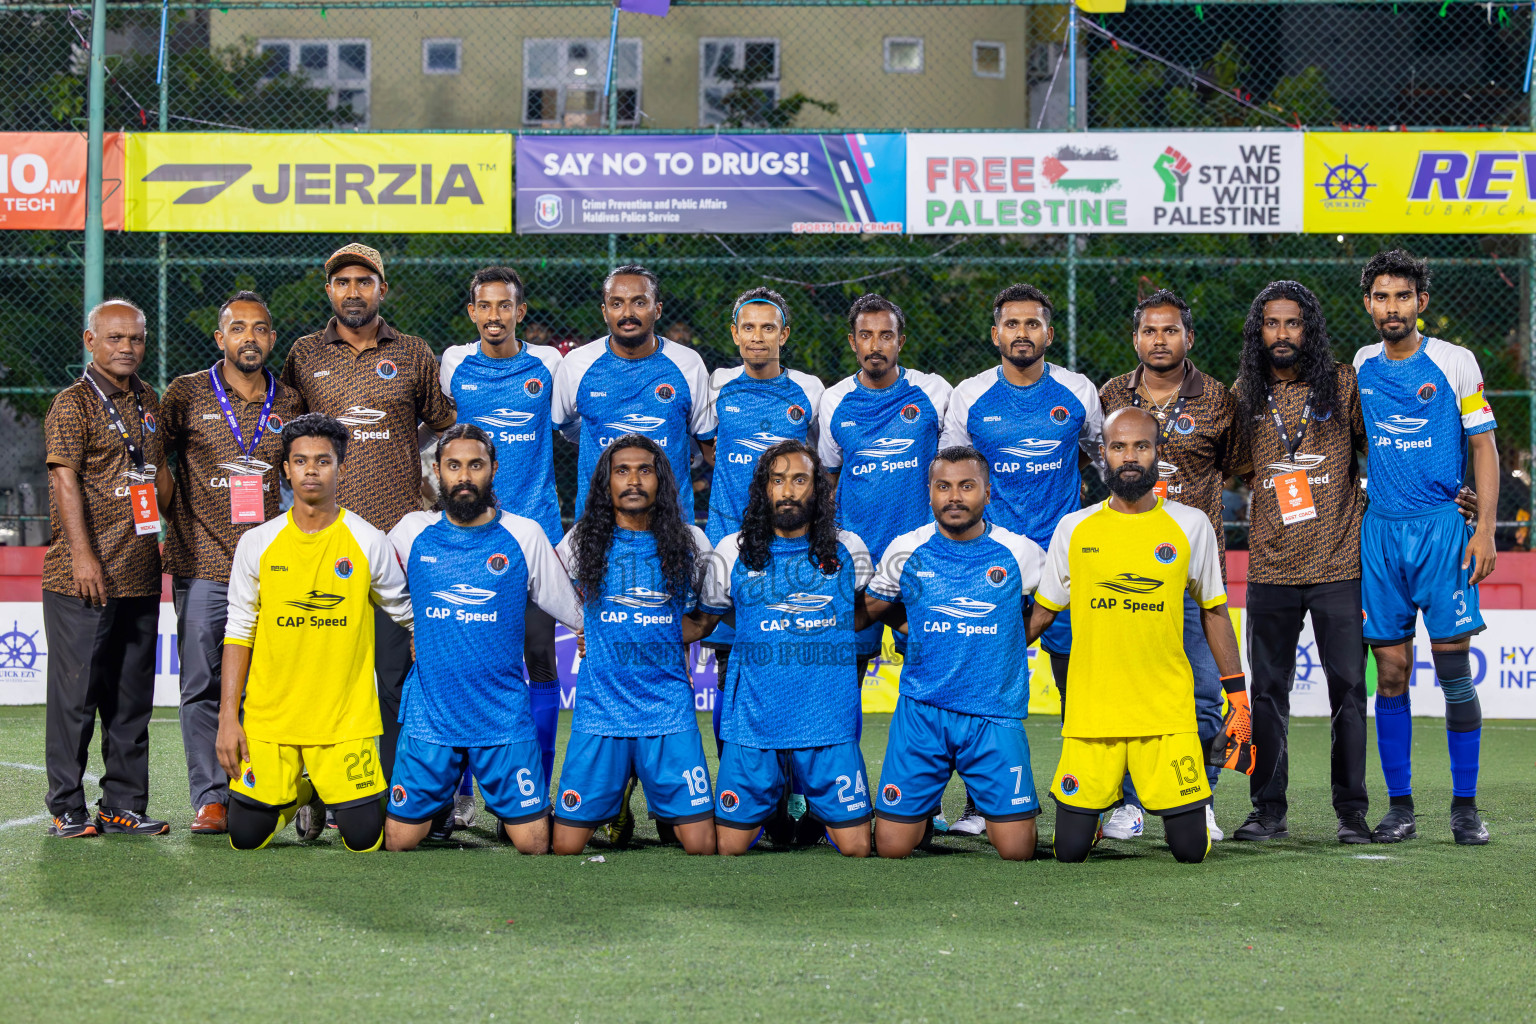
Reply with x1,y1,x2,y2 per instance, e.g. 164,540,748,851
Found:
1352,250,1499,846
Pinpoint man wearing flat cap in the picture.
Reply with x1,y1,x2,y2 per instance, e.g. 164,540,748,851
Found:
278,243,456,781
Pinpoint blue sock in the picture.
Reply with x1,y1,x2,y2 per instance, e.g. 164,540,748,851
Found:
1374,693,1413,797
529,683,561,788
1436,652,1481,800
456,767,474,797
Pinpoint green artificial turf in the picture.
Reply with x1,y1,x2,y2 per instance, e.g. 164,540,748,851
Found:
1,706,1533,1023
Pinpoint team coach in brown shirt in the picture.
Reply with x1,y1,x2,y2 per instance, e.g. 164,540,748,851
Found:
280,243,455,778
162,290,301,834
42,299,171,838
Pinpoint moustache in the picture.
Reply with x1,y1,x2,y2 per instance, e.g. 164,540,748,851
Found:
616,318,643,329
620,488,647,499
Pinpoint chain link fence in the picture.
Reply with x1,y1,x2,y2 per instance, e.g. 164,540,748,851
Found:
0,0,1531,542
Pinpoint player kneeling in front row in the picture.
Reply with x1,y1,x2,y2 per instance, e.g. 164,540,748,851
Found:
865,447,1046,860
1028,408,1251,864
384,425,584,853
711,440,875,857
552,436,722,855
216,413,414,851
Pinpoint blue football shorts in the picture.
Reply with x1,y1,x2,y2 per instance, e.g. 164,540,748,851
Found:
553,730,715,827
387,733,549,825
1361,505,1485,645
874,696,1040,823
714,739,872,829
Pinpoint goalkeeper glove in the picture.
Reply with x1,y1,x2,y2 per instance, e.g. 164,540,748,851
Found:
1207,673,1255,775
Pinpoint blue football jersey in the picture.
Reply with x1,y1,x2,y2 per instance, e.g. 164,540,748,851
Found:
940,363,1102,546
551,337,717,518
389,510,583,747
439,340,564,545
817,367,951,563
1353,336,1496,516
868,522,1044,725
705,365,825,544
712,530,873,749
555,524,722,737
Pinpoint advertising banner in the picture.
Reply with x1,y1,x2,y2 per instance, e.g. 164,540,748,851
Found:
124,133,512,232
1305,132,1536,234
906,131,1302,234
0,132,124,230
515,133,905,234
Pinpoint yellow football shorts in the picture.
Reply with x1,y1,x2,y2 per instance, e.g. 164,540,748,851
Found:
1050,733,1212,816
230,735,386,810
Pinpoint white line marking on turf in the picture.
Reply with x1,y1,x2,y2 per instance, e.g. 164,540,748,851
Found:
0,814,49,830
1353,854,1392,860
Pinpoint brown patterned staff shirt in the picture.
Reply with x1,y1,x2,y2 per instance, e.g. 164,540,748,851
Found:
1100,359,1238,569
279,317,455,533
1230,363,1368,586
161,362,303,585
43,366,166,598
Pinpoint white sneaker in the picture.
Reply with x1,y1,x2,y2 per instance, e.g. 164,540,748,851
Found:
948,812,986,836
1206,804,1224,842
453,793,477,829
1102,804,1144,840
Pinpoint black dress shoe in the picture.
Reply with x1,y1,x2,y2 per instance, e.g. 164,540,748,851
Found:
1450,806,1490,846
1370,805,1417,843
1233,811,1289,841
1336,812,1372,844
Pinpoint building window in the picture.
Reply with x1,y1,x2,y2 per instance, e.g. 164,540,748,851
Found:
423,38,462,75
259,38,371,125
973,41,1006,79
699,38,780,126
884,37,924,74
523,37,641,128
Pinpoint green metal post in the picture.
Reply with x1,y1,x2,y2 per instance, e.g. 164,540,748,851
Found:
1065,1,1078,371
158,59,169,392
82,0,108,325
1529,16,1536,516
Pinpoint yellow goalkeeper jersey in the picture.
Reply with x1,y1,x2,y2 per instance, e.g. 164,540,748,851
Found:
225,508,412,745
1035,497,1227,740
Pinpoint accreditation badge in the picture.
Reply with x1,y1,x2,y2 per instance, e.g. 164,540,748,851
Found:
229,472,266,525
128,469,160,536
1272,469,1318,525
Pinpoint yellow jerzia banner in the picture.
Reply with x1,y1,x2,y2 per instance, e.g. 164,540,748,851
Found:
125,133,512,233
1305,132,1536,234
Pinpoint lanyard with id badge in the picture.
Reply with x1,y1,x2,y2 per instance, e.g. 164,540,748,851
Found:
1130,389,1190,500
83,372,160,536
1266,388,1317,525
209,364,277,525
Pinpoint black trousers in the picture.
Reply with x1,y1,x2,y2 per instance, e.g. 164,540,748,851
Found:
1246,579,1369,819
524,602,558,685
42,590,159,816
374,607,415,782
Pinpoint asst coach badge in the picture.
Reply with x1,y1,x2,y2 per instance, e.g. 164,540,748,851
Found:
376,359,398,380
334,556,355,579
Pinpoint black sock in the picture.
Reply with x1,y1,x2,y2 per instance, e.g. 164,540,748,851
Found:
1389,794,1415,811
1451,795,1478,808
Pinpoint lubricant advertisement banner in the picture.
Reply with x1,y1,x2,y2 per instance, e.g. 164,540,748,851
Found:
124,132,512,232
1305,132,1536,234
515,133,906,234
906,131,1303,234
0,132,124,230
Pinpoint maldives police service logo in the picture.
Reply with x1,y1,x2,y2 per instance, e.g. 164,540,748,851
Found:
560,789,582,811
1060,774,1079,796
376,359,398,380
881,784,902,807
486,552,510,576
524,377,544,398
985,565,1009,588
786,404,806,424
1416,382,1437,404
1154,543,1177,564
142,412,157,433
654,383,676,404
1049,405,1070,424
719,790,740,811
390,785,407,806
334,556,355,579
1173,413,1196,435
900,403,921,423
534,193,562,229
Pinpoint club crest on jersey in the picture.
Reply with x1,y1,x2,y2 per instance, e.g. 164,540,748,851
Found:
1173,413,1196,435
376,359,398,380
1154,543,1177,564
266,413,284,431
390,785,407,806
1060,774,1079,795
881,784,902,806
719,790,740,811
1416,382,1437,404
486,552,509,576
985,566,1009,588
560,789,582,811
242,768,256,788
786,404,806,424
900,403,921,423
334,557,354,579
142,412,157,433
1049,405,1070,424
524,377,544,398
654,383,676,404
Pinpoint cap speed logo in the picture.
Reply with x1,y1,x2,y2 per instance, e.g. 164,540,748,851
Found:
560,789,582,811
900,403,921,423
1173,413,1196,435
486,552,510,576
376,359,398,380
1049,405,1070,424
524,377,544,398
881,784,902,806
390,785,407,806
1417,382,1437,404
985,565,1009,588
785,404,806,424
334,556,355,579
1060,774,1079,795
1154,542,1177,564
654,383,676,404
718,790,740,811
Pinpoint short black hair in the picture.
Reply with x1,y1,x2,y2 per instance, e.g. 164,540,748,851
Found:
732,286,792,328
930,445,990,485
603,263,660,301
217,290,268,325
434,422,497,465
992,283,1054,325
468,266,523,306
1360,249,1430,296
281,412,348,465
1132,288,1193,335
847,293,906,335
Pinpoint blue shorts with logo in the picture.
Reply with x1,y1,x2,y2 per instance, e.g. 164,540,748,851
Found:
715,740,872,828
387,733,549,825
553,730,715,827
874,696,1040,823
1361,505,1485,645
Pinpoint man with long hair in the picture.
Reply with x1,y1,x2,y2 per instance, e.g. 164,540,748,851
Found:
711,440,876,857
551,435,723,856
1227,281,1371,844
